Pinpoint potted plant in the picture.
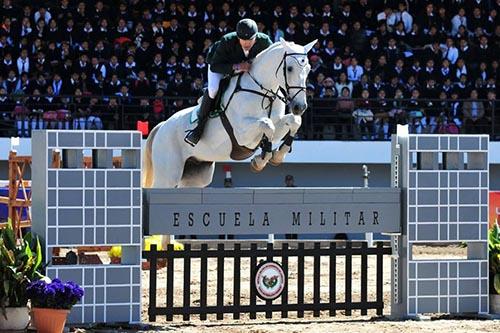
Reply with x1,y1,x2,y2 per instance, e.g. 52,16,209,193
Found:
27,279,84,333
0,220,43,332
489,222,500,313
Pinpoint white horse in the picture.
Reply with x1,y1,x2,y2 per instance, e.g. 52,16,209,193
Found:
143,38,316,188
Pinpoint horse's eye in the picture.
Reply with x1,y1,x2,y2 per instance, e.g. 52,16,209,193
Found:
287,66,293,72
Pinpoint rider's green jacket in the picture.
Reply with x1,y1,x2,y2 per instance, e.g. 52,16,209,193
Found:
207,32,273,75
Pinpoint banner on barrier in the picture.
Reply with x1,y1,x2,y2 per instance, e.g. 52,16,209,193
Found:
490,191,500,228
143,188,401,235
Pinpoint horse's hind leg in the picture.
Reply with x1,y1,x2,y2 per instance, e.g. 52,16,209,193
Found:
151,148,184,188
179,162,215,188
151,151,186,247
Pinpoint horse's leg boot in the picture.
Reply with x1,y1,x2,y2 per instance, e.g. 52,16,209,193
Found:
185,91,214,146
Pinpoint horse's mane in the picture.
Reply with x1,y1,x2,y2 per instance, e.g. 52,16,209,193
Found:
255,40,304,61
254,41,282,60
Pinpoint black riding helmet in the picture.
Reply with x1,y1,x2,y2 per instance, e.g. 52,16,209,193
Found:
236,18,258,40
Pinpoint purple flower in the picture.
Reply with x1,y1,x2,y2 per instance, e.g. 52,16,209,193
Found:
28,278,84,309
43,285,56,297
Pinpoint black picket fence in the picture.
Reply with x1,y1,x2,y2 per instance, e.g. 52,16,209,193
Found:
143,241,392,321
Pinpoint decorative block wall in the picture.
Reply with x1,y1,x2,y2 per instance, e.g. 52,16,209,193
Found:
31,130,142,324
391,132,489,317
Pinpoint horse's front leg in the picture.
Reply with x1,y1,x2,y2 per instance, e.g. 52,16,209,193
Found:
250,118,275,172
269,114,302,166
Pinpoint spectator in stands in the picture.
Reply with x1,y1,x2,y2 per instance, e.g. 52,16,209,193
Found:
27,89,44,131
374,89,390,140
335,72,353,98
335,87,354,140
132,70,152,97
451,8,467,36
455,74,471,98
407,89,424,134
346,57,363,83
0,87,13,120
463,89,485,134
352,89,374,140
0,0,495,139
285,174,295,187
107,97,121,130
441,38,459,65
72,88,87,130
86,97,103,130
390,88,407,128
447,91,463,131
485,91,499,139
149,88,166,125
320,77,337,98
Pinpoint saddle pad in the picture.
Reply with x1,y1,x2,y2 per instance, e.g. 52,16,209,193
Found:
190,105,200,124
189,101,225,124
190,75,235,124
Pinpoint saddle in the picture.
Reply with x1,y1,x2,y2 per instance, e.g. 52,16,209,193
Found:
190,75,257,161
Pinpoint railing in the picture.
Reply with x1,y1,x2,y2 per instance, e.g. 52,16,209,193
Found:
2,94,499,140
144,241,391,321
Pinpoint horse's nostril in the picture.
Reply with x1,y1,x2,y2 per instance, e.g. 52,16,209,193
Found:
293,104,300,111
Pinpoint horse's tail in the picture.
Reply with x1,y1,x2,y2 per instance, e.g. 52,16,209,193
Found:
142,123,161,188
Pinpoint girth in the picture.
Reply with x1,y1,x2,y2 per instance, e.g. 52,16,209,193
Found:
220,112,257,160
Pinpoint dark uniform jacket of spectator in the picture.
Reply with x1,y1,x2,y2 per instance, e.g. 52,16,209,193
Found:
206,32,273,75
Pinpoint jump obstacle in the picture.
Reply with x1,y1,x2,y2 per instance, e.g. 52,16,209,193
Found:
31,128,489,323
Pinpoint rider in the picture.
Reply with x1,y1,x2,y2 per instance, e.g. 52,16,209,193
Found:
184,18,273,147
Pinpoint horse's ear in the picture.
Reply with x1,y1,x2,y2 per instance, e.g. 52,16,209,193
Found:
303,39,318,53
279,37,287,48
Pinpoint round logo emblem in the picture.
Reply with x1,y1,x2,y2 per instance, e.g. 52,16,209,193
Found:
255,260,285,300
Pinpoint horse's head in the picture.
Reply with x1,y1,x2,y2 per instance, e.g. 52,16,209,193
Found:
277,38,316,115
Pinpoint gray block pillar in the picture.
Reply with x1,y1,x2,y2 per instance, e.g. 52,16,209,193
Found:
32,130,143,324
391,126,489,318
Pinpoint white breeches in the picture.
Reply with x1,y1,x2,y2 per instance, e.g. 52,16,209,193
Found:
208,65,224,99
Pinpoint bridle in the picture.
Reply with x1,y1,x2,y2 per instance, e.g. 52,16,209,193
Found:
275,51,309,103
220,48,309,117
244,50,309,106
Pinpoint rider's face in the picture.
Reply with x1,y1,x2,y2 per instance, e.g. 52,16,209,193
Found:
239,38,256,51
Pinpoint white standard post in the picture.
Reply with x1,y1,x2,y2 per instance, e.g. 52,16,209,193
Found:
10,136,19,152
268,233,275,243
363,165,374,248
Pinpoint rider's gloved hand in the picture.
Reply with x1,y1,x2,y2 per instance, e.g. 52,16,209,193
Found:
233,62,251,72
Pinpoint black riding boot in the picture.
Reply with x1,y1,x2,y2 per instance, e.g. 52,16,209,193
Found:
184,91,214,146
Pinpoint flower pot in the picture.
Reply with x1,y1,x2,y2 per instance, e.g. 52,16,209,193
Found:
110,256,121,264
491,294,500,314
0,306,30,332
142,258,167,270
32,308,70,333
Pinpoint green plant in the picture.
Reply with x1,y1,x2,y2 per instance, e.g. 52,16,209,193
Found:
489,223,500,294
0,219,44,318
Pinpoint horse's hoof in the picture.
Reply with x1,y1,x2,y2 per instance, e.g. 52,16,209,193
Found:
268,158,280,167
269,151,284,166
250,159,263,173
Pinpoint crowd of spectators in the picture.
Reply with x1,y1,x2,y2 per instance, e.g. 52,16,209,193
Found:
0,0,498,139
